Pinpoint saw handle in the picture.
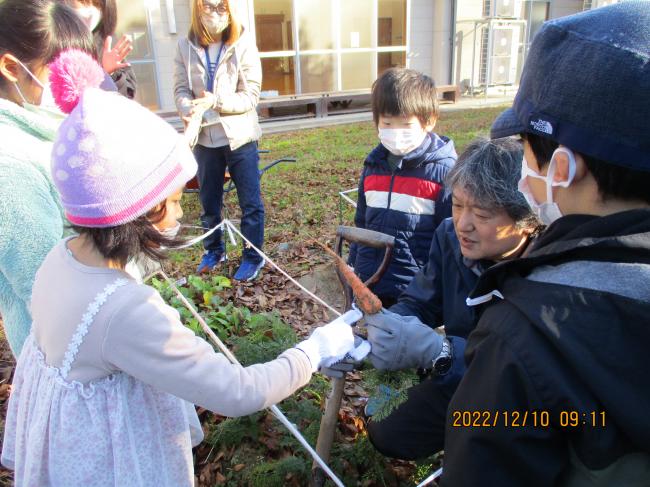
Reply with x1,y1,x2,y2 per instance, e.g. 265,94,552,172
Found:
335,225,395,309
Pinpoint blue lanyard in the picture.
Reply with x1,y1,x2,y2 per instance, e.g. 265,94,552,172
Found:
204,44,225,92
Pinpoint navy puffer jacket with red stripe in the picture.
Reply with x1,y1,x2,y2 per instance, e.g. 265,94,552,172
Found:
350,132,457,299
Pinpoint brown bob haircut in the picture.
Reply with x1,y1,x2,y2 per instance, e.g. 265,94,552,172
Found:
189,0,242,47
70,201,184,267
371,67,439,128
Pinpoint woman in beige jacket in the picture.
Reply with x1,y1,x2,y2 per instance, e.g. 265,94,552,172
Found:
174,0,265,280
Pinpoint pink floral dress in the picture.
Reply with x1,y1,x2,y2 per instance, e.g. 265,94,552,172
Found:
2,278,201,486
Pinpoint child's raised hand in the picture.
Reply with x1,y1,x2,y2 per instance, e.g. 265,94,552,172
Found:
101,35,133,74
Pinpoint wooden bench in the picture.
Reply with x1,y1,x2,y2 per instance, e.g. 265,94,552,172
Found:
161,84,457,128
437,84,460,104
258,93,324,119
257,89,371,119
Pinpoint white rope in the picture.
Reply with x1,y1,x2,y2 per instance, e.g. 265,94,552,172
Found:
158,270,346,487
173,222,226,249
223,219,342,317
177,219,339,317
162,218,349,485
174,222,237,250
338,188,358,208
415,467,443,487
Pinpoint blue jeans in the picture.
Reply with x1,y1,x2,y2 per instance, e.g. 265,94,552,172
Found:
194,142,265,264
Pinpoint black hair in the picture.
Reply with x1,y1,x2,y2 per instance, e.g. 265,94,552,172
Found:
92,0,118,42
0,0,95,77
371,68,438,128
70,205,183,268
522,133,650,205
446,136,541,230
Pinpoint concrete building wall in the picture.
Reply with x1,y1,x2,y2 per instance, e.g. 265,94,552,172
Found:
430,0,453,85
408,0,455,85
454,0,484,91
148,1,191,111
408,0,434,76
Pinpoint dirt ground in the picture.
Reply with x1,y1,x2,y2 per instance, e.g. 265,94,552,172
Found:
0,320,15,486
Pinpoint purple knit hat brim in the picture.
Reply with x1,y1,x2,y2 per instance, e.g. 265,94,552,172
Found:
66,150,194,227
52,89,197,227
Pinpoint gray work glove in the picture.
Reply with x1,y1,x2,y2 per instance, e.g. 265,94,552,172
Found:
366,309,443,371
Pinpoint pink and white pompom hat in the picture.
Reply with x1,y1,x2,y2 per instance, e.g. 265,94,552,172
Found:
48,49,197,228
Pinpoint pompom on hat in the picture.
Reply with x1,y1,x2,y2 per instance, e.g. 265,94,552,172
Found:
49,49,197,228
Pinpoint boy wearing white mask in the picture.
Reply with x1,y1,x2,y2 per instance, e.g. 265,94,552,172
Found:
350,68,457,307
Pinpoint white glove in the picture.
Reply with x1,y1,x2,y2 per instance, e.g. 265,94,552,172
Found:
296,314,356,372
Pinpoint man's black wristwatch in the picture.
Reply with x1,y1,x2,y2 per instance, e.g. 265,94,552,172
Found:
432,338,453,376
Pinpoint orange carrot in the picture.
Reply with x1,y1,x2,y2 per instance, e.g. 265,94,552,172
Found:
313,241,382,314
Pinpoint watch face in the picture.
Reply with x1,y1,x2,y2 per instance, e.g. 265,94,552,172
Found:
433,356,452,376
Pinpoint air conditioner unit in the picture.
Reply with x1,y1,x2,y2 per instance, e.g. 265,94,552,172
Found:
481,25,521,85
488,56,514,84
486,0,523,18
492,28,515,57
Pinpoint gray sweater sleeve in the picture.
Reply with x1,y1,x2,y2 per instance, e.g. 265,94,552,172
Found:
173,38,195,118
101,286,312,417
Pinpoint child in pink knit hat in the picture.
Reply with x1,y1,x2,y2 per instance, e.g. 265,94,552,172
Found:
1,50,356,486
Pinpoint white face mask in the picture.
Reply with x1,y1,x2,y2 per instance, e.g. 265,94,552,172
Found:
518,147,576,225
202,12,230,35
157,221,181,239
378,127,427,156
75,6,102,32
12,58,64,118
158,223,225,250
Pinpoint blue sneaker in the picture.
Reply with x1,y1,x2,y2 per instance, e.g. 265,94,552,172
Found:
233,259,265,281
196,250,226,274
364,385,400,418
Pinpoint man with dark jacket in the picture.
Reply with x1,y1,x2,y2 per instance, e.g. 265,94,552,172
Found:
365,137,541,459
440,3,650,485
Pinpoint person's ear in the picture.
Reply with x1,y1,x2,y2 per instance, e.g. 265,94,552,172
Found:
523,226,534,235
0,53,21,84
551,147,585,184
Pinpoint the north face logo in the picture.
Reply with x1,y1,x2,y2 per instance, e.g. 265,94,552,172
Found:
530,119,553,135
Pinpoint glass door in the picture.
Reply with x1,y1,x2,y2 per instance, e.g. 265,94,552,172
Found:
115,0,160,109
253,0,408,96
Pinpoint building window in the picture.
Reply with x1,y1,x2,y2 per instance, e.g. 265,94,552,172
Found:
378,0,406,47
254,0,408,96
300,54,336,93
341,0,373,49
116,0,160,109
341,52,374,90
378,51,406,76
298,0,334,50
